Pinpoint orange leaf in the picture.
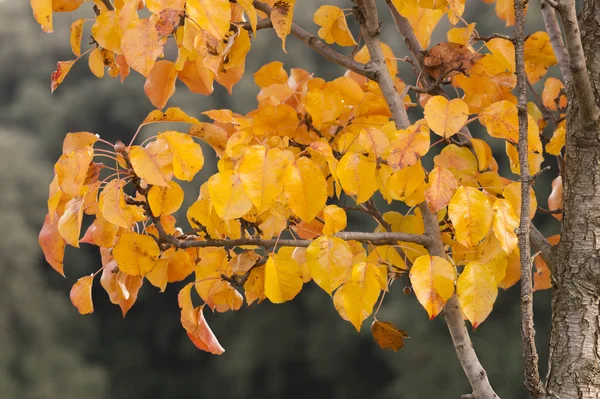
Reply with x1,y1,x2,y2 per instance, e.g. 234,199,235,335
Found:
53,0,85,12
547,176,563,221
39,213,66,276
122,19,164,77
70,275,94,314
179,59,215,95
387,120,430,170
51,60,77,93
371,320,409,352
144,61,178,109
425,166,459,213
89,48,105,78
91,11,123,53
178,283,225,354
100,249,143,316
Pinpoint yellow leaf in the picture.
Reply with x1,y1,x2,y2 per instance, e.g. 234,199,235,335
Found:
186,0,231,41
313,5,357,47
479,100,542,153
495,0,519,26
146,0,186,13
283,157,328,222
448,186,493,247
492,198,519,254
51,60,77,93
148,181,184,216
142,107,201,125
129,142,173,187
254,61,289,87
457,261,498,329
188,123,228,156
194,248,243,311
502,181,537,220
58,191,87,247
304,88,344,129
386,161,426,206
113,231,160,277
271,0,296,52
264,253,303,304
80,213,118,248
89,48,105,78
505,141,544,176
370,320,409,352
237,145,289,214
306,236,353,295
447,23,475,45
55,148,93,195
486,38,515,72
409,255,455,319
322,205,347,236
244,265,266,305
546,125,566,155
424,96,469,138
387,120,430,170
425,166,459,213
99,180,144,228
358,127,390,159
337,152,378,204
399,0,444,48
100,249,143,316
237,0,257,34
31,0,53,32
367,245,408,272
524,32,557,84
208,170,253,220
433,144,478,183
476,233,508,283
159,131,204,181
70,275,94,314
70,19,85,57
333,262,381,331
92,11,123,53
54,0,84,12
121,19,164,77
144,60,178,110
253,104,299,138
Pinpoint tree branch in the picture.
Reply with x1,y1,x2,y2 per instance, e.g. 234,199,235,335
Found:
156,230,432,250
356,1,498,397
530,225,556,272
420,203,500,399
555,0,600,124
514,0,546,395
100,0,114,11
252,1,367,77
540,0,572,85
355,0,411,128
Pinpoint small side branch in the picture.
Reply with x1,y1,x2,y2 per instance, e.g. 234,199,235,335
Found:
555,0,600,124
252,1,367,77
514,0,546,396
530,225,556,272
540,0,572,85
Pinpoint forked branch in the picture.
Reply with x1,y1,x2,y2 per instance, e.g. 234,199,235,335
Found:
355,1,499,397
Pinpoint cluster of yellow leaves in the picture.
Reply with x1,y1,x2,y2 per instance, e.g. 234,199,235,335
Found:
35,0,566,352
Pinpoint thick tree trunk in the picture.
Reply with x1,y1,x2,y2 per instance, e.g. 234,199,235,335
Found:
546,0,600,396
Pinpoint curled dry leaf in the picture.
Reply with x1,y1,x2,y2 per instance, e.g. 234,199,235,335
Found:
423,42,483,80
371,320,409,352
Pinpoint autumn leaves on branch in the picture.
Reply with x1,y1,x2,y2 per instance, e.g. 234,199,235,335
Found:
32,0,575,397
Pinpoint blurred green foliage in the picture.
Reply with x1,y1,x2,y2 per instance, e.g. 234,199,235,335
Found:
0,1,558,398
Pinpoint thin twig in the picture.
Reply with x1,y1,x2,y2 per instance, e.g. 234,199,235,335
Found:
514,0,546,395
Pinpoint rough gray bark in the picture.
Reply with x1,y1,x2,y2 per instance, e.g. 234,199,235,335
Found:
546,0,600,396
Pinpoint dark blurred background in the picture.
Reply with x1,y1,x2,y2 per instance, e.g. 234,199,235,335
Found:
0,1,561,398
